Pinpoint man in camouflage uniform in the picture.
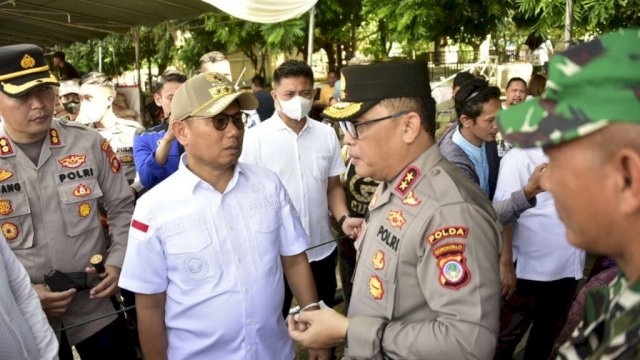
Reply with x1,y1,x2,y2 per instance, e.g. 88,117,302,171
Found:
288,60,503,359
497,28,640,359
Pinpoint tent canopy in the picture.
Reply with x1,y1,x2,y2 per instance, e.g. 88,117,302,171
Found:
0,0,219,47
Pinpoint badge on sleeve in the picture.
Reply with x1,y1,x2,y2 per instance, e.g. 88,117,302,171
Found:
433,243,470,290
369,275,384,300
101,139,121,174
426,226,469,246
131,219,149,233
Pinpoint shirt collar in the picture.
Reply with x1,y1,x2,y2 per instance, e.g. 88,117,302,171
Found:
177,153,244,195
452,125,485,154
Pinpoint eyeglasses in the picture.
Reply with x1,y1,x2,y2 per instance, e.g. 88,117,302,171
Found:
338,112,408,139
189,112,248,131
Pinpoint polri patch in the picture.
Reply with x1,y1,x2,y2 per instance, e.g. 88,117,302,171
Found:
376,225,400,252
58,154,87,169
369,275,384,300
426,226,469,246
394,165,420,196
1,222,18,240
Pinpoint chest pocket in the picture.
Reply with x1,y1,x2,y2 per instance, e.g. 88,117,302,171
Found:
248,208,282,278
358,240,399,319
311,152,332,179
164,229,226,298
0,191,34,251
56,179,103,237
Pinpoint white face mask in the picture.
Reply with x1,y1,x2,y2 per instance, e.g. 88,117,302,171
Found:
76,98,110,125
278,96,312,121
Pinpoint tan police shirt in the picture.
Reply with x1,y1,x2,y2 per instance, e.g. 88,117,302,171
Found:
346,145,502,360
96,116,142,186
0,119,134,345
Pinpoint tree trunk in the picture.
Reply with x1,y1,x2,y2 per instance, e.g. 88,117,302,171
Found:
336,43,343,69
323,43,336,71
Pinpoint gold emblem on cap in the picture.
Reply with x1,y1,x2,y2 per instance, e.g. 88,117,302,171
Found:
205,73,227,83
20,54,36,69
323,102,363,119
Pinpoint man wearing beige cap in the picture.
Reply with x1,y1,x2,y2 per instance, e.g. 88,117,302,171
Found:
119,72,327,360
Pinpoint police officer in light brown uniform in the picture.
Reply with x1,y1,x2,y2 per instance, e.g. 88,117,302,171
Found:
288,61,502,359
0,44,136,359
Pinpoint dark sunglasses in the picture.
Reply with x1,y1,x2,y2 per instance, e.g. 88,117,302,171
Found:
189,112,248,131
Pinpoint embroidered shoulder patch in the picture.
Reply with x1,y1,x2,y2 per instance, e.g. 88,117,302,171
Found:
394,166,420,196
58,154,87,169
426,226,469,246
49,129,62,146
0,137,14,156
0,169,13,182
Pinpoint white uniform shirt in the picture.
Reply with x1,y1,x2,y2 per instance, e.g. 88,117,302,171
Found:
119,158,308,360
96,113,143,185
241,113,345,262
0,234,59,360
494,148,585,281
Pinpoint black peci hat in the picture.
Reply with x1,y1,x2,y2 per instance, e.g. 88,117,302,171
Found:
322,60,432,121
0,44,59,97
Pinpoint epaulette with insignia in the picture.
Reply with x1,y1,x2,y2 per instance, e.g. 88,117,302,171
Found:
394,165,421,196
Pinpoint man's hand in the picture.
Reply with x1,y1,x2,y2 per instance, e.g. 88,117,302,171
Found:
342,217,364,238
85,264,121,299
500,260,517,299
32,284,76,317
163,116,177,142
287,309,349,349
524,162,547,200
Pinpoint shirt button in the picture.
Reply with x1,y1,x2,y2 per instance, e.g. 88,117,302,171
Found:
243,287,249,294
247,345,255,352
236,257,242,263
247,319,253,325
430,169,440,176
228,226,234,232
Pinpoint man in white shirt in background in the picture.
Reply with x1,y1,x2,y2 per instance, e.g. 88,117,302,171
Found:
493,147,585,360
241,60,362,317
0,233,59,360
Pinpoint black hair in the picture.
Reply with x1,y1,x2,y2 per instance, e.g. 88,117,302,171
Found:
273,60,314,85
251,75,266,88
155,70,187,94
506,77,527,90
454,78,501,124
53,51,65,61
452,71,475,89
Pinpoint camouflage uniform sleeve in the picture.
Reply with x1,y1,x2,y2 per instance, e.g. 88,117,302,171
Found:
95,134,135,268
348,202,501,359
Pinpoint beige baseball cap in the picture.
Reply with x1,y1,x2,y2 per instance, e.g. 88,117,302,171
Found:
59,78,80,96
171,72,258,120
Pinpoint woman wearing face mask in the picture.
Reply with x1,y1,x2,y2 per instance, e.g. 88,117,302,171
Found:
58,79,81,121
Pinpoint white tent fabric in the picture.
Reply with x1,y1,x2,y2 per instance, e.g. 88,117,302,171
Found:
202,0,317,23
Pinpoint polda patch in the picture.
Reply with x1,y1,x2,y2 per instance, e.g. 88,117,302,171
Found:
426,226,469,246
